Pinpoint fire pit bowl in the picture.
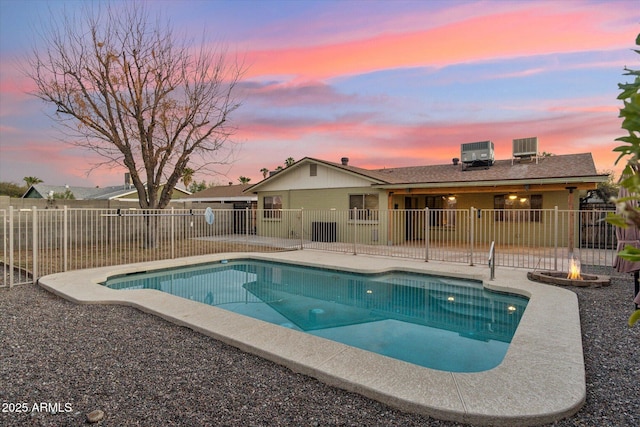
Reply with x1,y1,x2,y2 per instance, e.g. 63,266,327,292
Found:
527,270,611,288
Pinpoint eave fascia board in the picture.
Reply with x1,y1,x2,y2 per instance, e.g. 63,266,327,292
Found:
372,175,609,190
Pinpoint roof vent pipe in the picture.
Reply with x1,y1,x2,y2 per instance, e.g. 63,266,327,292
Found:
341,157,349,166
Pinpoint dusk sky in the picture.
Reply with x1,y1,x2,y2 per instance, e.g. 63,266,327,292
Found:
0,0,638,188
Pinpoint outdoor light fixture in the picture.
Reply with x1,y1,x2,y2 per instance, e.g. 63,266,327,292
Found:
448,195,457,201
507,305,517,313
508,194,518,200
520,197,528,203
447,296,455,302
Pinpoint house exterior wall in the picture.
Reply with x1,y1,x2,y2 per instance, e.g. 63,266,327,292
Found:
261,163,376,192
256,187,388,244
255,186,585,247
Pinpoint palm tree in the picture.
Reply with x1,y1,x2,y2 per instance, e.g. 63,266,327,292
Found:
23,176,43,187
238,176,251,184
182,167,194,189
260,167,269,179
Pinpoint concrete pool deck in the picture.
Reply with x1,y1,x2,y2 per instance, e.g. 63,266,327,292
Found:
38,251,585,426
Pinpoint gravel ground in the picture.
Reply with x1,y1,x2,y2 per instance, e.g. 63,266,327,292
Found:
0,266,638,427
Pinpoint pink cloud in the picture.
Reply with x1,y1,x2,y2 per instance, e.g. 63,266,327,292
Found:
243,4,633,80
230,105,624,184
240,80,357,107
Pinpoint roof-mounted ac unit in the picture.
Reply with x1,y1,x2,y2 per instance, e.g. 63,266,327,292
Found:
512,137,538,164
461,141,494,166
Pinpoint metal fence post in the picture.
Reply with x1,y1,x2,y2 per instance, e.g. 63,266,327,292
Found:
353,207,357,255
246,207,250,250
32,206,38,283
171,207,175,259
424,207,429,262
554,206,558,271
300,208,304,250
63,206,68,272
469,207,475,266
9,206,14,288
1,209,6,287
489,241,496,280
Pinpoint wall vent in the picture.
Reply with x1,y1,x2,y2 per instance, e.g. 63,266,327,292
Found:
460,140,494,167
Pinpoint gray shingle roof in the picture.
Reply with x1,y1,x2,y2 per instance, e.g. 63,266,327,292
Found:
187,184,253,199
244,152,606,194
322,153,602,185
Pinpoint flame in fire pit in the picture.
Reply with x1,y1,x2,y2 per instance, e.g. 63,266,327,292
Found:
567,256,582,280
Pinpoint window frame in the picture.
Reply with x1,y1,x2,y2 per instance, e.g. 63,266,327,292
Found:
425,195,457,228
349,193,379,222
263,195,283,219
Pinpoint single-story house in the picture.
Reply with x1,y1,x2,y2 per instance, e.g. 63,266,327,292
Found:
186,183,258,235
186,183,256,207
23,184,190,202
245,143,608,247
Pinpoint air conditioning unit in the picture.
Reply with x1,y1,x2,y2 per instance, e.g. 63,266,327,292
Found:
513,137,538,158
512,137,538,164
460,141,494,166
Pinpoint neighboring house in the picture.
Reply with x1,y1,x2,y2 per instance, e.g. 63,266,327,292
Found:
186,183,258,235
22,184,190,202
245,144,608,246
186,183,256,207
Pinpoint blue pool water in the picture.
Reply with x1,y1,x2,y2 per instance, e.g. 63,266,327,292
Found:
104,259,528,372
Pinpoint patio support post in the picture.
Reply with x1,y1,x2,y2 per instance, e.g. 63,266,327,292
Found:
424,207,429,262
32,206,37,283
469,207,475,266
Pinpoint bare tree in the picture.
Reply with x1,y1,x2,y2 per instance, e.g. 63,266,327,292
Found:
25,2,244,210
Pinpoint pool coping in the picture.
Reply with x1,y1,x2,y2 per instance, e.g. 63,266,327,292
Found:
38,251,585,426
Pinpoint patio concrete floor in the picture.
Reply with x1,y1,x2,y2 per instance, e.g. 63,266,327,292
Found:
38,250,585,426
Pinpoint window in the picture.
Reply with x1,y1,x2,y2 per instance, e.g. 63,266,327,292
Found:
263,195,282,218
425,195,456,227
349,194,379,220
494,194,542,222
425,196,443,210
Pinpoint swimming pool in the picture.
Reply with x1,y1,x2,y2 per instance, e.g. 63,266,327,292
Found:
104,259,528,372
38,252,586,425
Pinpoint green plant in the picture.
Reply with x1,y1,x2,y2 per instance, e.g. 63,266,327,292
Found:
609,33,640,325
